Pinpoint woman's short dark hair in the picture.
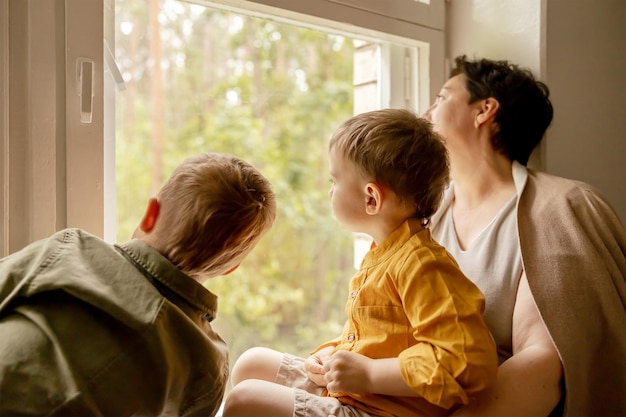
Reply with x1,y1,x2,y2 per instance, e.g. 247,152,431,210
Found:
450,55,554,165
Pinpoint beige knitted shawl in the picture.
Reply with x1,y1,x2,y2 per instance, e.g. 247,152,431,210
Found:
519,169,626,417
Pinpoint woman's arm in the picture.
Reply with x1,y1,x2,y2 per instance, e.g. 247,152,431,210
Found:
451,272,563,417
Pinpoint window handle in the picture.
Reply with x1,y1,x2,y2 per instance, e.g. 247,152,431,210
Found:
77,58,94,123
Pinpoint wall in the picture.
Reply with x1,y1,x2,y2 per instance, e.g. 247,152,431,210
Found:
544,0,626,223
446,0,626,223
446,0,542,74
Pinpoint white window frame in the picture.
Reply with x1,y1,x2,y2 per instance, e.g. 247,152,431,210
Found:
189,0,445,114
1,0,105,254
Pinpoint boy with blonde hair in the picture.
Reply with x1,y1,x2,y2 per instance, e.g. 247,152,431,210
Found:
222,109,497,417
0,152,276,417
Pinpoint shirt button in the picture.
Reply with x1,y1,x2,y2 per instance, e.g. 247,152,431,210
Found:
347,333,355,342
350,290,358,298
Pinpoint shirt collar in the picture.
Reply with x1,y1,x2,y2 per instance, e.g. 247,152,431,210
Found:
115,239,218,317
361,218,426,268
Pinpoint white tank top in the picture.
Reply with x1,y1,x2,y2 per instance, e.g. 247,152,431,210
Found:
430,163,528,363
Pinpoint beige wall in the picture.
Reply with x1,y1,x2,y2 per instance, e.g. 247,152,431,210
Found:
446,0,626,223
446,0,542,73
544,0,626,223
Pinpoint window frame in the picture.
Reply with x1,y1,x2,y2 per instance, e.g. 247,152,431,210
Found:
189,0,445,114
1,0,105,253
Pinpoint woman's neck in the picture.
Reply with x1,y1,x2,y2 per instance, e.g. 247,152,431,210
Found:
450,151,515,210
448,153,516,250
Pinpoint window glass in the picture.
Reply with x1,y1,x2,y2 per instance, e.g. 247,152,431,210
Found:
114,0,421,379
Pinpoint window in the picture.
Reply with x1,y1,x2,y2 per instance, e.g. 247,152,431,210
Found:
0,0,443,356
111,0,443,377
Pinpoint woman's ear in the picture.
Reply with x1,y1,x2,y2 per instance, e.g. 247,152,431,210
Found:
365,182,383,215
475,97,500,127
140,198,160,232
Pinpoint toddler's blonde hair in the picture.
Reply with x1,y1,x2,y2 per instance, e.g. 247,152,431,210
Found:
329,109,448,223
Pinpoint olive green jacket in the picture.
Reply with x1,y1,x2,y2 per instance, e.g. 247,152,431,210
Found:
0,228,228,416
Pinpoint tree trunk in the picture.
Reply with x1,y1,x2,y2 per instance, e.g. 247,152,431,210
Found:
149,0,164,195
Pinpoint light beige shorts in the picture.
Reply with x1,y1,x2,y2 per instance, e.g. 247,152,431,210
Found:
276,353,378,417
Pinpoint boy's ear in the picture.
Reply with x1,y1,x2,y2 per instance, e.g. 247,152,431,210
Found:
475,97,500,127
223,264,240,275
365,182,383,215
140,198,160,232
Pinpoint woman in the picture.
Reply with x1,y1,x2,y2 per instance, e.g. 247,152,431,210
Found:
425,55,626,417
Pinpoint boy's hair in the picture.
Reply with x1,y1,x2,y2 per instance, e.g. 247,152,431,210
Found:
154,153,276,279
450,55,554,165
329,108,449,223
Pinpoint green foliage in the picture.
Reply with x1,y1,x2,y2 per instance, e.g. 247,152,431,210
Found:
116,0,357,373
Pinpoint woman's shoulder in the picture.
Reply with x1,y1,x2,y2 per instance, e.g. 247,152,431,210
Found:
527,169,599,193
524,169,611,210
522,169,624,233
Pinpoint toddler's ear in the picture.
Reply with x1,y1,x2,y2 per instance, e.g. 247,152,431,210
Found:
365,183,382,215
140,198,160,232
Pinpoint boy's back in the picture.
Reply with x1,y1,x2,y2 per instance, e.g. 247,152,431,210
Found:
0,228,228,416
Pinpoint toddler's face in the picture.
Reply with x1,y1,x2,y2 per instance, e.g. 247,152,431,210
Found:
328,148,369,233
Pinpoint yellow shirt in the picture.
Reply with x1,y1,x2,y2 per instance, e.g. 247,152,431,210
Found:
313,218,497,417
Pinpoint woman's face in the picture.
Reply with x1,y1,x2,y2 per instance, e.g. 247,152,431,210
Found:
423,74,477,146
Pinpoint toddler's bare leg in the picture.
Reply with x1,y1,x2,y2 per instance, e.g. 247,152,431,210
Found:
230,346,284,386
222,379,295,417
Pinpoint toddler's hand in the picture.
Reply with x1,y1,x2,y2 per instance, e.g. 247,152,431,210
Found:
323,350,373,394
305,346,334,386
305,354,326,386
